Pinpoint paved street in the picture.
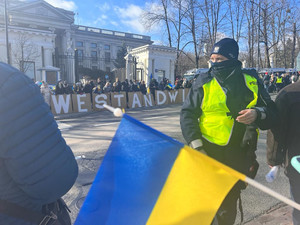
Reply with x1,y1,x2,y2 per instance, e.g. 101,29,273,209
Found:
56,103,292,224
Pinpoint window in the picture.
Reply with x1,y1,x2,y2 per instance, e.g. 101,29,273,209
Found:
105,52,110,62
157,70,165,83
104,44,110,50
76,41,83,47
92,66,98,70
91,51,97,61
77,49,83,61
91,43,97,48
106,67,111,72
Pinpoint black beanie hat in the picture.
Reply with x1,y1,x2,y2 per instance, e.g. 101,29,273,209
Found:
211,38,239,60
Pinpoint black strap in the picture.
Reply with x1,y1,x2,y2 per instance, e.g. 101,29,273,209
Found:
0,199,57,225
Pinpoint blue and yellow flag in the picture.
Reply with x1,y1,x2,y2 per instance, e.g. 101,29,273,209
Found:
75,114,245,225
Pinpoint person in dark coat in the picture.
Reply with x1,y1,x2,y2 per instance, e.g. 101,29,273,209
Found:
149,78,158,101
0,62,78,224
132,80,139,92
267,80,300,225
83,80,94,94
55,80,64,95
62,80,73,94
112,78,122,92
139,80,147,95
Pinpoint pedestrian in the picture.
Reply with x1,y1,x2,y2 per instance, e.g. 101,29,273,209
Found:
103,81,112,93
83,80,94,94
112,77,121,92
0,62,78,224
132,80,140,92
180,38,278,225
266,81,300,225
62,80,73,94
40,80,52,106
275,73,284,92
149,78,158,101
55,80,64,95
140,80,147,95
263,72,270,91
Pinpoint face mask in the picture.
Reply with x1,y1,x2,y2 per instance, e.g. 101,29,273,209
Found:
210,59,235,69
210,59,241,82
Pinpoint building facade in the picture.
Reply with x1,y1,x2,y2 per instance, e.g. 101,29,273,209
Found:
126,45,177,85
0,0,152,84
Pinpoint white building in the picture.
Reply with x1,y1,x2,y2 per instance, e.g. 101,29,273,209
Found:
126,45,177,85
0,0,152,84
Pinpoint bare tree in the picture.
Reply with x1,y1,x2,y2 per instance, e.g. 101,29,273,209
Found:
225,0,246,42
198,0,226,51
142,0,182,78
287,0,300,68
256,0,289,68
12,33,40,73
141,0,300,71
182,0,201,68
244,0,257,67
169,0,190,76
142,0,173,47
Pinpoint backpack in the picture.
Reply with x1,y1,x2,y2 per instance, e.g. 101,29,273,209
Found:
0,198,71,225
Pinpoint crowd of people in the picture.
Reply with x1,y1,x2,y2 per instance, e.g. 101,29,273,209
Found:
36,76,195,106
261,71,299,93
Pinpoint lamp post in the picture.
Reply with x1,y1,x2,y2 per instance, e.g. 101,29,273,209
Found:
74,49,79,82
133,56,137,81
257,1,261,70
4,0,10,65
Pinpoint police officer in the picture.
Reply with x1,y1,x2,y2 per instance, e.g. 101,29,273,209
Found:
180,38,277,225
275,74,283,92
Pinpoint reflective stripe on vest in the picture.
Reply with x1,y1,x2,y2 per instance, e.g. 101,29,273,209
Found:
199,74,258,146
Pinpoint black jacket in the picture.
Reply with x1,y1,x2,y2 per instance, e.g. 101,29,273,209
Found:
0,63,78,224
267,81,300,179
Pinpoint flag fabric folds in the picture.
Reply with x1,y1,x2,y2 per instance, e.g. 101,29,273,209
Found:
75,114,245,225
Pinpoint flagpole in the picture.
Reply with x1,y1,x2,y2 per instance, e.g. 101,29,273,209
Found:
193,148,300,211
245,176,300,211
103,104,123,117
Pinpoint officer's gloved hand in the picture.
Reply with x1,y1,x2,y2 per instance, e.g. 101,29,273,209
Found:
190,139,207,155
241,124,258,150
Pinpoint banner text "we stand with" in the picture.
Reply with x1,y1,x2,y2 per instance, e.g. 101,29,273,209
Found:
50,89,190,115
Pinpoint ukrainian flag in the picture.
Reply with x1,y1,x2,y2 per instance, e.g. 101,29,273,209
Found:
75,114,245,225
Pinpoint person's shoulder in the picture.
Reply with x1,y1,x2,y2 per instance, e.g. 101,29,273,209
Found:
279,81,300,94
242,68,259,79
193,71,212,87
0,62,31,87
0,63,21,84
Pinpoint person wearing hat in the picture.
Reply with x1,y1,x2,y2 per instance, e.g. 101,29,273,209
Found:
180,38,278,225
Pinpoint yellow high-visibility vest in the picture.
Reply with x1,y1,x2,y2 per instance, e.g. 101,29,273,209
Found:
276,77,283,83
199,74,258,146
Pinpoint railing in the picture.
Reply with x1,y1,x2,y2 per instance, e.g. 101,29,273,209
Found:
75,25,151,41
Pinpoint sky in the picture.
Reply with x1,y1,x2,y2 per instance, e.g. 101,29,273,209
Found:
44,0,163,44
